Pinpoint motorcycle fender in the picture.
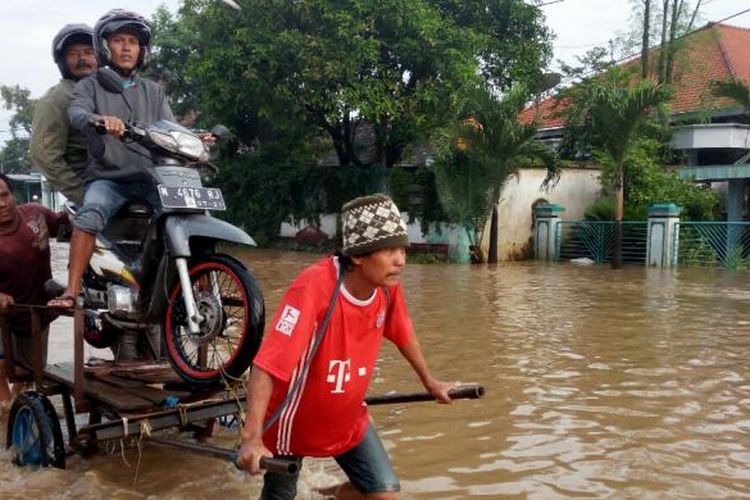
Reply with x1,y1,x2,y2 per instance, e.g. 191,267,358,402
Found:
164,215,256,258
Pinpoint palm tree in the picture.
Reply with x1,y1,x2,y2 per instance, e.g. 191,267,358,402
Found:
563,71,671,268
434,85,559,263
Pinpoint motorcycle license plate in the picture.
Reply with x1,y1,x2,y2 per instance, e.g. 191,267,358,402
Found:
158,185,226,210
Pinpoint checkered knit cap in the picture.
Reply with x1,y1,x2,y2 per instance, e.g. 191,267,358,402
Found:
341,193,409,256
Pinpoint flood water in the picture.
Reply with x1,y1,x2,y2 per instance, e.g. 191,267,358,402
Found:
3,243,750,498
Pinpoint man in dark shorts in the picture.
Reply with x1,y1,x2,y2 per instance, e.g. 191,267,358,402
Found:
0,174,68,402
238,194,455,499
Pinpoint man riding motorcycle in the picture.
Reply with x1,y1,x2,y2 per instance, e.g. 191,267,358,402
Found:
45,10,263,385
49,9,209,310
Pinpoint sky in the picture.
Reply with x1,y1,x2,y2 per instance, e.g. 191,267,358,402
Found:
1,0,750,145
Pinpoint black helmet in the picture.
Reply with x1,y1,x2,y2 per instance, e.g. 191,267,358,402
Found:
93,9,152,71
52,24,94,79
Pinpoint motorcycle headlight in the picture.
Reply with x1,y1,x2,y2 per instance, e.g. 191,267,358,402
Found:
149,130,179,151
172,131,209,162
149,130,208,162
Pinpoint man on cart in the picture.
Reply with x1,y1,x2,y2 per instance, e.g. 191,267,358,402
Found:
0,174,68,403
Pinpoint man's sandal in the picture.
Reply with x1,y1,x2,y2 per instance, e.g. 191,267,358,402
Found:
47,295,77,309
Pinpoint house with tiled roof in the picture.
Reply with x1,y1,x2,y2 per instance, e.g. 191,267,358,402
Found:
521,22,750,221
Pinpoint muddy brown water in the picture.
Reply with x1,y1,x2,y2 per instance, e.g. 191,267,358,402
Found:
2,243,750,498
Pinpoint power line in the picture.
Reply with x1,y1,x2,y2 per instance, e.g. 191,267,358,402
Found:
714,6,750,24
556,4,750,80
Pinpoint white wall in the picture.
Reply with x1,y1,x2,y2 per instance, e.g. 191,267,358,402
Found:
279,212,466,246
279,167,601,262
482,167,601,261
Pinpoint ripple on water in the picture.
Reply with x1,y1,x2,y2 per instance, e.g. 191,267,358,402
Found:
7,247,750,498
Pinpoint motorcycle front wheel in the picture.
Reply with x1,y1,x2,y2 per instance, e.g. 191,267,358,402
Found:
164,254,265,385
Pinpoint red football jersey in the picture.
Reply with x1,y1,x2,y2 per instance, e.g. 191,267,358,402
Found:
253,256,414,456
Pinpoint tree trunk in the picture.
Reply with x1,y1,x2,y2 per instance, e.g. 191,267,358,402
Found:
374,120,389,167
641,0,651,79
665,0,681,83
320,112,357,166
658,0,670,83
488,204,498,264
687,0,702,31
612,173,624,269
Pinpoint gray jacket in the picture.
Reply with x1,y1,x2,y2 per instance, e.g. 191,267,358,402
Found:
68,72,175,182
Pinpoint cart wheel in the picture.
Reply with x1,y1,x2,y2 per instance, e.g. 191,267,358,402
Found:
6,391,66,469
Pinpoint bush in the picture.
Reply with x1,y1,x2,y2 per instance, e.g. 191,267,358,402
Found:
593,138,720,221
217,145,445,245
584,198,648,221
388,166,448,233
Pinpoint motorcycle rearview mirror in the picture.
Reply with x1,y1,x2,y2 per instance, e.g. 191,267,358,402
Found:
210,124,231,141
97,68,125,94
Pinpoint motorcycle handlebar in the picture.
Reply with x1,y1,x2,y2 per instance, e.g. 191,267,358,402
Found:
90,117,107,135
89,117,143,141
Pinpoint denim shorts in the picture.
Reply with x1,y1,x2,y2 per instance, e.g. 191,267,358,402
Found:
0,328,49,367
261,423,400,499
74,179,160,235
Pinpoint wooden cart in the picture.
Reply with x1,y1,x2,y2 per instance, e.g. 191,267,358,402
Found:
1,305,482,473
0,305,294,473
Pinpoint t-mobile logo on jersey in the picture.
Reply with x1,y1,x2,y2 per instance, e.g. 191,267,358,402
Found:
327,359,352,393
327,360,368,393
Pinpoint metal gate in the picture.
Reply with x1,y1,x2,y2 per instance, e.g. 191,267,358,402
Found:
674,221,750,268
557,221,649,264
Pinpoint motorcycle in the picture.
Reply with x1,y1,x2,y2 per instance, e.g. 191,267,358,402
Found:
74,69,265,386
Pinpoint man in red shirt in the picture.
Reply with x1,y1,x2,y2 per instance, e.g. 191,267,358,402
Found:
238,193,454,499
0,174,68,402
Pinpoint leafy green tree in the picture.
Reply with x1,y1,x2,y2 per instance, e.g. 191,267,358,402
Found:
433,85,558,263
612,1,704,83
588,138,719,221
1,85,33,136
431,0,552,92
560,68,672,268
152,0,551,165
0,85,34,174
149,0,552,241
151,0,484,166
432,150,493,260
0,138,32,175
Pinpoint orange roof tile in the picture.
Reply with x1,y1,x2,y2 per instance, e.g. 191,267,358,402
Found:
522,23,750,129
719,24,750,83
519,96,569,129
